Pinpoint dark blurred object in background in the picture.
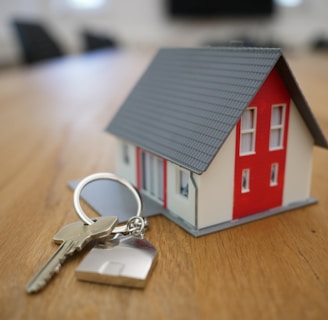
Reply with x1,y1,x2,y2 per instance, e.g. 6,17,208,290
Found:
167,0,273,17
312,35,328,52
12,19,64,64
82,30,118,52
205,37,282,49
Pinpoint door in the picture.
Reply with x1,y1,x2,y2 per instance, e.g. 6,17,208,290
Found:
137,148,167,207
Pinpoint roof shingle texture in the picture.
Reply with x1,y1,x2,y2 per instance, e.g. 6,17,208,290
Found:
107,47,327,174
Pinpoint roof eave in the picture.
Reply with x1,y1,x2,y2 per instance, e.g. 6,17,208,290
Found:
276,56,328,149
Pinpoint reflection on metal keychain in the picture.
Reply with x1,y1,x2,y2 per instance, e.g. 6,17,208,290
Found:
73,172,158,288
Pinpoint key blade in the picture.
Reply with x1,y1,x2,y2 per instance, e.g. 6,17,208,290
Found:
26,216,119,294
26,241,75,293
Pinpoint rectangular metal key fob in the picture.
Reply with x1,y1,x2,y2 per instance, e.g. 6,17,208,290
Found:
76,235,158,288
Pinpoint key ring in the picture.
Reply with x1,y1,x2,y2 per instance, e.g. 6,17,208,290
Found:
73,172,144,235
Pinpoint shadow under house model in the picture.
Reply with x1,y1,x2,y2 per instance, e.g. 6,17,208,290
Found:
106,47,328,237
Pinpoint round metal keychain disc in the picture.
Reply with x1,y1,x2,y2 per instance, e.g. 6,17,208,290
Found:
73,172,144,234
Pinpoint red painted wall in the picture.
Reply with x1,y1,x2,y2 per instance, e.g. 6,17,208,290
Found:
233,67,291,219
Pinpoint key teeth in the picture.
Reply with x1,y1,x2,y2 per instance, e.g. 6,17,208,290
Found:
54,263,61,274
26,218,118,293
26,263,63,293
26,279,47,293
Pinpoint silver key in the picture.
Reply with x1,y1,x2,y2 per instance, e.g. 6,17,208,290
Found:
26,216,118,293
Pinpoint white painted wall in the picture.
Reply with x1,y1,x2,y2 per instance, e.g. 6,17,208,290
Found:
283,101,314,204
1,0,328,66
197,129,236,228
116,139,197,225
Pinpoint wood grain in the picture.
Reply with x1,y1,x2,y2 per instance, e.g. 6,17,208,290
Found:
0,49,327,320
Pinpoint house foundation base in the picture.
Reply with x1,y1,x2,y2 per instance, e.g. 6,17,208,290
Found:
69,180,318,237
160,198,318,237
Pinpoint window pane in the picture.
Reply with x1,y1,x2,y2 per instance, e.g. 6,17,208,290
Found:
271,106,283,126
270,163,278,186
122,144,129,164
180,171,189,198
242,169,250,192
241,132,254,153
270,128,282,148
241,109,254,130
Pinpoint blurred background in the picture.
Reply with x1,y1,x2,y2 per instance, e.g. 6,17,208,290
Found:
0,0,327,67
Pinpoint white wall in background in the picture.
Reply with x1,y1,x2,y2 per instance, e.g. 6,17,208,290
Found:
0,0,327,65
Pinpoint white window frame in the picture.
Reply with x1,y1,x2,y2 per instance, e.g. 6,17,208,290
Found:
177,169,189,198
270,104,286,150
241,169,250,193
240,107,257,155
270,163,279,186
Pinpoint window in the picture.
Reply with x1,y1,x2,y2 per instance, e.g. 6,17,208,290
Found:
241,169,250,193
178,170,189,198
240,108,257,155
270,105,285,150
67,0,107,10
275,0,303,8
52,0,108,13
122,143,129,164
270,163,279,186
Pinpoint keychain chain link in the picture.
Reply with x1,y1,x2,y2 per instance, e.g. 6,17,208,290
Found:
126,216,148,237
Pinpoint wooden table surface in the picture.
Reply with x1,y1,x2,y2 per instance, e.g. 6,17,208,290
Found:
0,49,327,320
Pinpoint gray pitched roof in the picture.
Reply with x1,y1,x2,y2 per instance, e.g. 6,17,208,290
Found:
107,47,327,174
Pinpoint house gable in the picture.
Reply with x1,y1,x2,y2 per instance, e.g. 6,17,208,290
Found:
275,56,327,149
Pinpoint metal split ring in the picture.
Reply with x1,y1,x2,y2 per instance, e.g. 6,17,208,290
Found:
73,172,144,234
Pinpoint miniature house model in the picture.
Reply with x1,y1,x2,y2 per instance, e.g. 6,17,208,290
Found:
107,47,327,236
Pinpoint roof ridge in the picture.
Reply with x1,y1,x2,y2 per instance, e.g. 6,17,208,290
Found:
160,46,282,53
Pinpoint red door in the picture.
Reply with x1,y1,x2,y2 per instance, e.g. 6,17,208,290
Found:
233,68,290,219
